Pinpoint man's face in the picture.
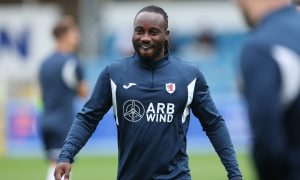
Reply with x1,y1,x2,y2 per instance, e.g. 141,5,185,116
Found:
237,0,255,28
132,12,168,61
61,25,80,51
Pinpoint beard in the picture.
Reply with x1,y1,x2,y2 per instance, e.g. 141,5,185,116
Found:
132,41,165,61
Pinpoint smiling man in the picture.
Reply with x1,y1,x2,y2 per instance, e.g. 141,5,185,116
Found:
54,5,242,180
132,10,168,62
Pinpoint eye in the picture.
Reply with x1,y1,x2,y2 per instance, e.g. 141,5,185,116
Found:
150,29,160,36
135,28,144,35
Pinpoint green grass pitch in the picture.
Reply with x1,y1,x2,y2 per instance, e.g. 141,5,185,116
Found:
0,153,256,180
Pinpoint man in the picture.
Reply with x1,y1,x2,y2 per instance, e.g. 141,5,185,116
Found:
55,5,242,180
237,0,300,179
39,16,88,180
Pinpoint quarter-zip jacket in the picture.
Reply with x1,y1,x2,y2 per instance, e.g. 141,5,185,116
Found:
58,54,242,180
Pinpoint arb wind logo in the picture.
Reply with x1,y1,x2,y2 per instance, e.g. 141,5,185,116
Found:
123,100,145,122
123,100,175,123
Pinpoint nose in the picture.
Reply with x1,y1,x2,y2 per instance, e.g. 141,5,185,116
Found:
140,33,151,42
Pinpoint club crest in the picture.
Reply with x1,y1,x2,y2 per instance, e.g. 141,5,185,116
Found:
165,83,176,94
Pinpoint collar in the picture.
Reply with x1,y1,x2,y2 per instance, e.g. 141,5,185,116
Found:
54,50,73,57
134,52,170,69
258,5,295,28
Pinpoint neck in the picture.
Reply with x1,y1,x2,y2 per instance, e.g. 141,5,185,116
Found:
135,52,169,68
154,48,167,61
56,41,74,54
253,1,290,25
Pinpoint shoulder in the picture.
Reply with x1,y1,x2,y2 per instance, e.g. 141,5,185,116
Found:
169,55,203,81
108,55,133,69
242,37,266,54
39,52,58,72
240,37,271,72
41,52,56,64
252,7,300,43
240,25,276,65
169,55,198,72
100,55,134,77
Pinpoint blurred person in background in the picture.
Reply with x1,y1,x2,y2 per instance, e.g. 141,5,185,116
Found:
179,28,218,62
237,0,300,179
196,29,217,58
38,15,88,180
295,0,300,10
54,5,242,180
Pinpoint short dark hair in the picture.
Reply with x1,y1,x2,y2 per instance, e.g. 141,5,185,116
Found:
135,5,168,30
52,15,76,40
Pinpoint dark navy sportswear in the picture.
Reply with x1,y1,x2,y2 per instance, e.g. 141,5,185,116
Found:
39,51,84,160
58,53,242,180
240,5,300,180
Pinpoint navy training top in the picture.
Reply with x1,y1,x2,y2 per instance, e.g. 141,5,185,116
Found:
240,5,300,173
58,53,242,180
39,51,84,128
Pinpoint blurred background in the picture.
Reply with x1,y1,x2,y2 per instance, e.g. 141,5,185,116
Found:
0,0,256,179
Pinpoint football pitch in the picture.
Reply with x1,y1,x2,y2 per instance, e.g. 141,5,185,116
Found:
0,153,256,180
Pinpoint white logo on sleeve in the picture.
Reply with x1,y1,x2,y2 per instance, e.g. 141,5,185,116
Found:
123,83,137,89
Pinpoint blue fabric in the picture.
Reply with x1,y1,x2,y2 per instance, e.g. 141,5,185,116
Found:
39,51,84,153
58,54,242,179
240,5,300,180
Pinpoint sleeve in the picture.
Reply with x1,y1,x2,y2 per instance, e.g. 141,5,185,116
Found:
61,57,85,90
240,42,286,163
58,65,112,163
190,69,242,180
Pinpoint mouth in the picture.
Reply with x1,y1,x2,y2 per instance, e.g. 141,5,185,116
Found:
139,44,153,51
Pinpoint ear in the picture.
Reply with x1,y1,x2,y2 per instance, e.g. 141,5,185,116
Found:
165,30,170,42
166,30,170,36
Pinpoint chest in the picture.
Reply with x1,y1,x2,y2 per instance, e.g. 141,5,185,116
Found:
115,66,188,107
